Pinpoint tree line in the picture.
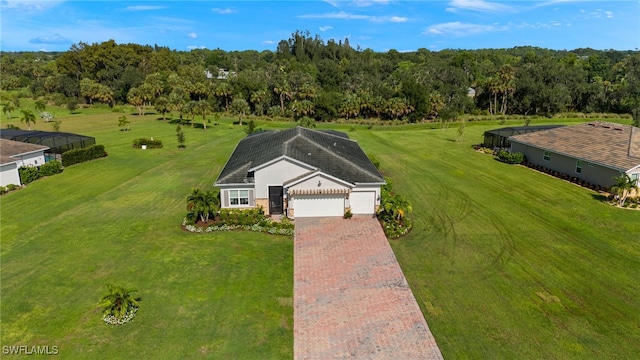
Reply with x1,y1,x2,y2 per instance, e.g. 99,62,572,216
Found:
1,31,639,125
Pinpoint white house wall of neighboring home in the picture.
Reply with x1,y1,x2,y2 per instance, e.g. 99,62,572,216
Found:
14,151,46,168
1,162,21,187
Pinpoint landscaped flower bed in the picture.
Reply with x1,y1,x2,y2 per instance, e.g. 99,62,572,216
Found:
377,178,413,239
182,208,294,235
103,305,138,326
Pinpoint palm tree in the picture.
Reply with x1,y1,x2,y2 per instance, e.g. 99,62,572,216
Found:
214,82,232,112
610,173,639,206
187,188,220,223
2,101,15,119
20,109,36,130
184,100,198,127
250,90,268,116
34,99,46,113
127,87,144,116
194,100,211,129
98,284,140,320
154,96,170,121
169,89,188,121
230,98,249,125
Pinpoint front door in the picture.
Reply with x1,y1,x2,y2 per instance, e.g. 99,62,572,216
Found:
269,186,283,214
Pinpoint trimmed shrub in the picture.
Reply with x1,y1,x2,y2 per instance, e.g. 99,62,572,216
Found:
62,145,107,166
0,186,6,195
6,184,18,191
497,150,524,164
18,166,41,184
39,160,63,177
133,138,163,149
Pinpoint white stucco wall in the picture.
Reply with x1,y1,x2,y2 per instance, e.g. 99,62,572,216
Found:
254,158,312,198
14,152,46,168
1,163,21,187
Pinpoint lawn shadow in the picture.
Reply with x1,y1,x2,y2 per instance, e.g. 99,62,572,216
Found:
591,193,608,203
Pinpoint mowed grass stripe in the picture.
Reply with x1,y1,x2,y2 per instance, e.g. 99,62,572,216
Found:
351,126,640,359
2,112,639,358
1,114,292,359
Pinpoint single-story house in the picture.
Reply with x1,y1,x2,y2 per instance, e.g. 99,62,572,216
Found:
510,122,640,188
214,126,385,218
0,139,50,186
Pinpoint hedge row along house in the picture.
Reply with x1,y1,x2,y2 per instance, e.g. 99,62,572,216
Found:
215,126,385,218
509,122,640,189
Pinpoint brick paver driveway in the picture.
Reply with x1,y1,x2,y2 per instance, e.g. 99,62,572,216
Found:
294,216,443,359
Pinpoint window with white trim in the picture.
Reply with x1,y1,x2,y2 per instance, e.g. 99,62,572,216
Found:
632,173,639,186
575,160,583,174
229,190,249,205
543,151,551,161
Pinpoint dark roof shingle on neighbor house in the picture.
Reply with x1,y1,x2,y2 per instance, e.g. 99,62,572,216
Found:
509,122,640,172
0,139,49,165
215,127,384,185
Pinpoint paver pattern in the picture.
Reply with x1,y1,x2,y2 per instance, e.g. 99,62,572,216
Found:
294,216,443,359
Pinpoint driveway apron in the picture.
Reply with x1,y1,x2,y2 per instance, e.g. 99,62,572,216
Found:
294,216,443,359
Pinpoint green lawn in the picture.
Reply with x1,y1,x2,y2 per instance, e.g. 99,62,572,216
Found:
1,110,293,359
1,108,639,358
349,125,640,359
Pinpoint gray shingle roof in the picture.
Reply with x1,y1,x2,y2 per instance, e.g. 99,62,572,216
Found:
0,139,49,165
509,122,640,172
215,127,384,185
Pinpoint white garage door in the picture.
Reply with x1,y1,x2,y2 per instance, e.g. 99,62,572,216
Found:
350,191,376,214
293,194,345,218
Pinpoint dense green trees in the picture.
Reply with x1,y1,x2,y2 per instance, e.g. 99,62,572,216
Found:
1,34,639,123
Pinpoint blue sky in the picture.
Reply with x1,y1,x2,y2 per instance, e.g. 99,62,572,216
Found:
1,0,639,52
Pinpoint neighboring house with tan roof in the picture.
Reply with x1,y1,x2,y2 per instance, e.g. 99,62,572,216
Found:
510,122,640,188
0,139,49,186
215,126,385,218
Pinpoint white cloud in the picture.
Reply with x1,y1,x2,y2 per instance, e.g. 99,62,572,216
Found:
125,5,165,11
605,11,614,18
319,26,333,32
300,11,408,23
425,22,505,36
299,11,370,20
212,8,235,14
446,0,513,13
188,32,197,39
353,0,390,6
261,40,276,45
187,45,206,50
29,33,71,44
389,16,408,23
323,0,341,7
0,0,63,12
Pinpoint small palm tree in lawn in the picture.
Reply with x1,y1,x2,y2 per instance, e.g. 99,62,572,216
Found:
610,173,639,206
2,101,15,119
34,99,46,113
187,188,220,223
99,284,140,325
20,109,36,130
